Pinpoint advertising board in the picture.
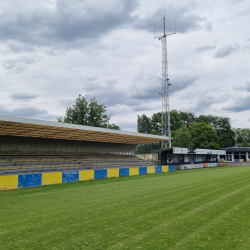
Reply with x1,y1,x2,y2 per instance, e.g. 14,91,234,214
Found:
196,149,226,155
172,148,226,155
180,163,204,170
173,147,188,154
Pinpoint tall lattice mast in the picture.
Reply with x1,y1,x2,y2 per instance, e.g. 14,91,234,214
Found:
155,11,176,148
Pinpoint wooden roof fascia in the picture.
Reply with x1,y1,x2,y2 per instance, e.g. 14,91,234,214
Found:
0,120,168,145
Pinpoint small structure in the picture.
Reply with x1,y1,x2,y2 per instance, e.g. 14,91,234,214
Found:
221,147,250,162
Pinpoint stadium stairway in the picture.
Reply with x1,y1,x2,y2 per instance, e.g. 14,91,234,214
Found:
0,154,155,175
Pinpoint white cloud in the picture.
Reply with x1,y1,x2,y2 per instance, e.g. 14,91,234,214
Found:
214,44,239,58
195,45,216,53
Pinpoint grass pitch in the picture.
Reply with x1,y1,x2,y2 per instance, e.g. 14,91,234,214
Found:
1,166,250,250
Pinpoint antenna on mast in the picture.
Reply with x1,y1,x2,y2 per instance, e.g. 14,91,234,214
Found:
154,7,176,148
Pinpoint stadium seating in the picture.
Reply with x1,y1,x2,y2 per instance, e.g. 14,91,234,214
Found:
0,154,155,175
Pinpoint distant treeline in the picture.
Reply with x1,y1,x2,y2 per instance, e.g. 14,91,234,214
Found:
136,110,249,152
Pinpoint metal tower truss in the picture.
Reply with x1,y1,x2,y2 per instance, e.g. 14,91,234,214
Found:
155,14,176,148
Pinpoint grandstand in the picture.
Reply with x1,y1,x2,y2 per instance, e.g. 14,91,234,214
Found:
0,115,168,175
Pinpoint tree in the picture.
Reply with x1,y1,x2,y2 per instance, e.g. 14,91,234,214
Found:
58,95,120,129
151,129,159,135
215,117,235,148
137,114,152,134
170,110,185,131
151,110,185,135
179,111,196,128
239,140,250,147
188,122,220,149
151,112,162,135
172,128,194,148
137,110,235,148
232,128,250,144
233,128,244,143
196,115,235,148
107,124,120,130
196,114,213,124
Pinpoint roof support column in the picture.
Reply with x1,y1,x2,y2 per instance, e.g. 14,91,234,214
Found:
30,138,36,154
23,137,29,153
50,139,55,154
81,142,83,154
61,140,67,154
71,141,77,155
37,138,44,154
16,137,24,154
8,137,15,154
0,136,6,154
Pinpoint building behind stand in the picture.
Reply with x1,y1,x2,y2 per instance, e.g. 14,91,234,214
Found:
221,147,250,162
160,147,226,170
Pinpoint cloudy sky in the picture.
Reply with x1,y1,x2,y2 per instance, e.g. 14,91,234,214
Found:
0,0,249,131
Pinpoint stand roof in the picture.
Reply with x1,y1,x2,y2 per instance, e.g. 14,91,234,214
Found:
0,115,168,145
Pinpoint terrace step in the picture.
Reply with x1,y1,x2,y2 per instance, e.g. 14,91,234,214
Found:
0,154,156,175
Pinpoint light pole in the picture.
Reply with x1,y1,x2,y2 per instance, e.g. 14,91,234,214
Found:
155,11,176,148
158,92,163,136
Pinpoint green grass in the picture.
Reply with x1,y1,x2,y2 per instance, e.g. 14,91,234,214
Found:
1,166,250,250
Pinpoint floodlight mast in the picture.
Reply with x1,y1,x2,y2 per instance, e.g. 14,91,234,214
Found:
154,11,176,148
